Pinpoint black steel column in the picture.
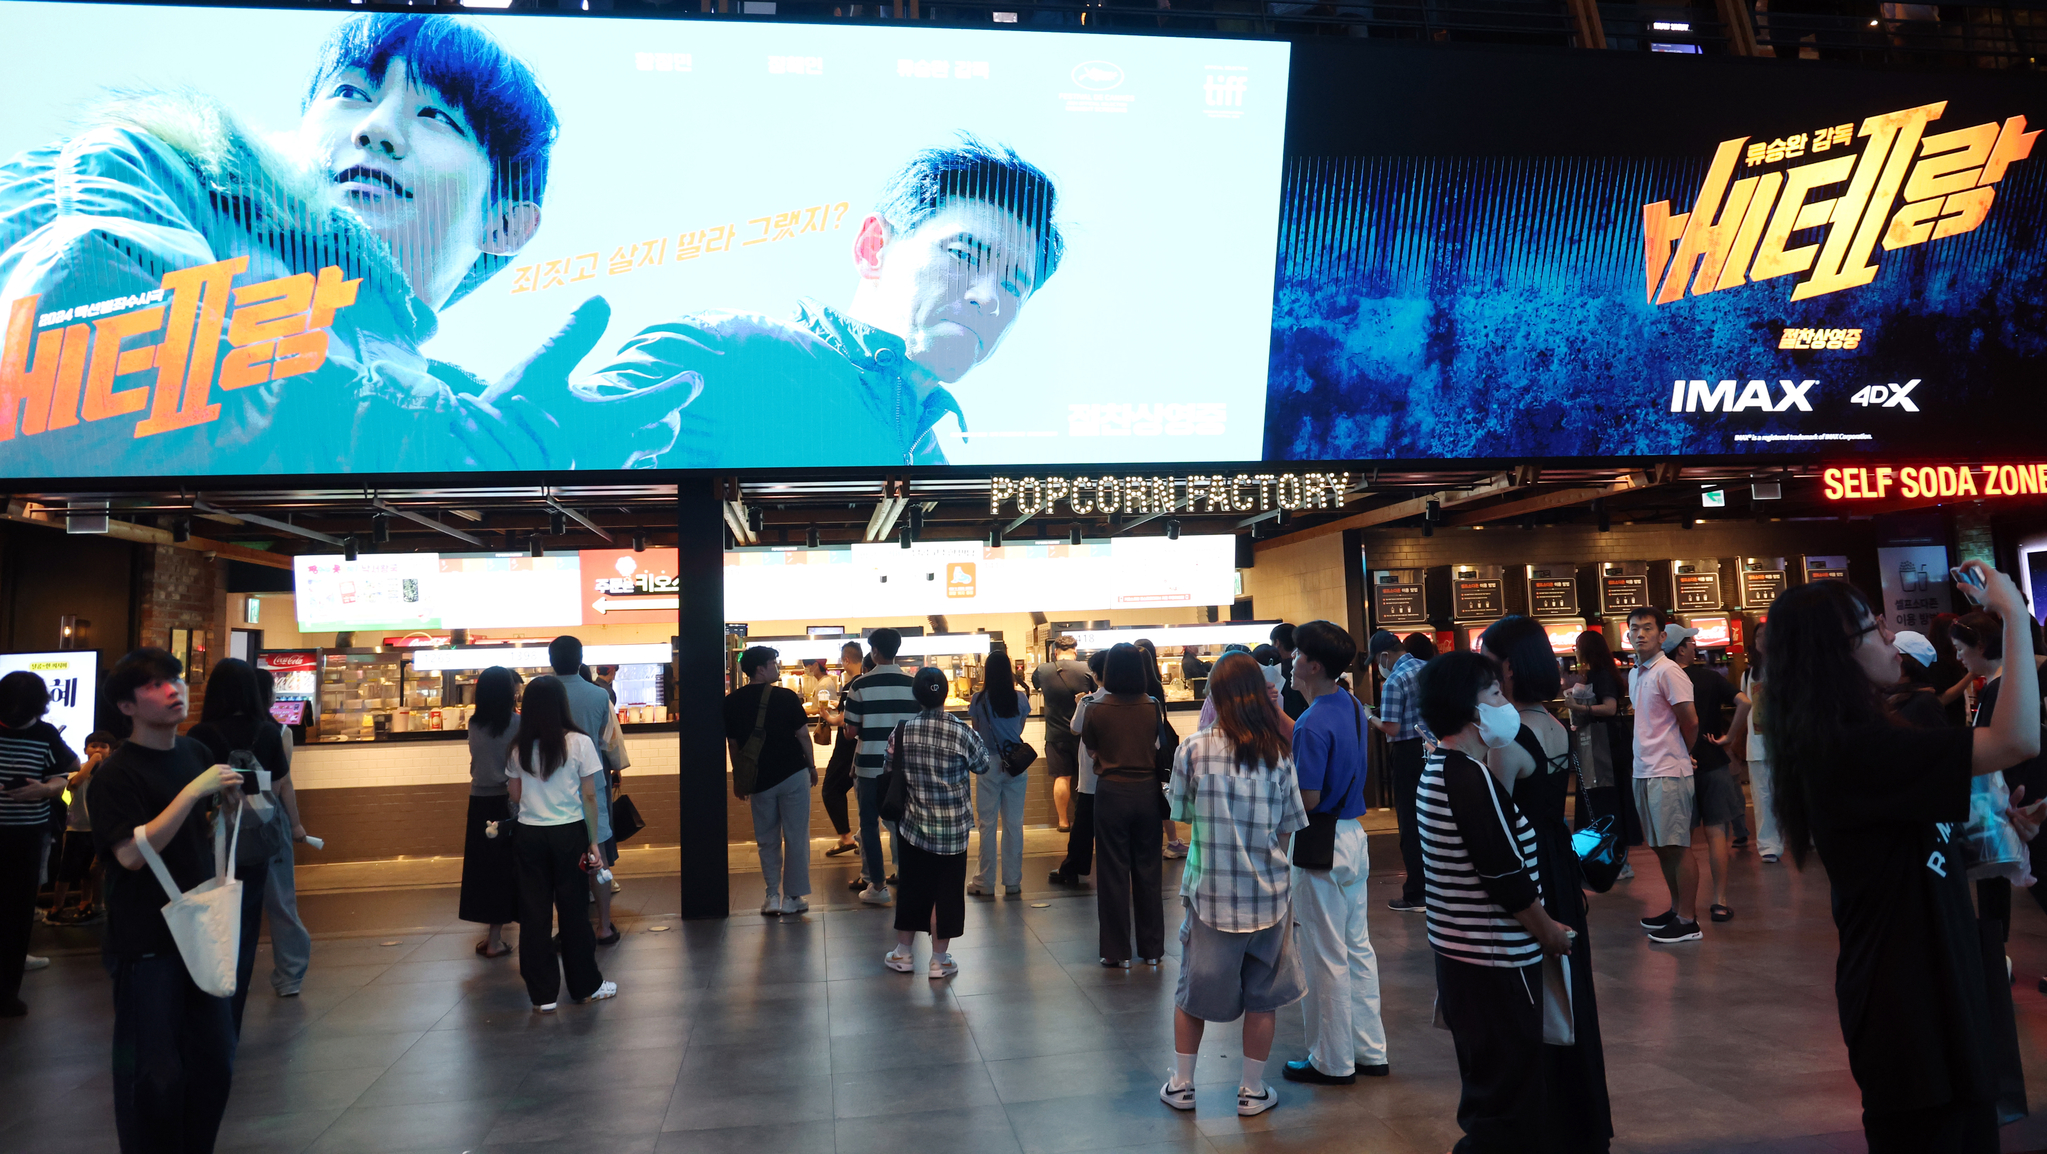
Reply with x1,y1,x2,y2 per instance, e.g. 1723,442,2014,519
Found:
677,480,729,919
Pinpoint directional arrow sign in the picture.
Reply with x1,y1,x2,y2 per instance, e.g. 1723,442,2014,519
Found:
592,596,680,614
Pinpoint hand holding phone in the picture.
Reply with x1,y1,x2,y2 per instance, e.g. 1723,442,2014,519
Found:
1952,564,1989,605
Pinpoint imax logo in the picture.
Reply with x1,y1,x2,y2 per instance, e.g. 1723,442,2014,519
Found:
1668,378,1815,413
1204,74,1247,107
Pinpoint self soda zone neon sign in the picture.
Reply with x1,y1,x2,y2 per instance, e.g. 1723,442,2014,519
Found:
1822,463,2047,500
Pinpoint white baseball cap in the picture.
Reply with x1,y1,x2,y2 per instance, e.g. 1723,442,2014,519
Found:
1893,630,1937,667
1661,624,1701,654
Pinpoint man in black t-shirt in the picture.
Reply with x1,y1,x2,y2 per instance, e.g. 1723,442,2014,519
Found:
1033,636,1094,833
1675,632,1741,921
723,646,817,916
0,671,81,1014
87,648,244,1154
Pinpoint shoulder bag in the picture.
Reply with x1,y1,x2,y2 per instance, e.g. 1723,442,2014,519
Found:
879,721,911,824
730,687,774,798
1291,696,1364,871
134,803,244,998
1569,732,1625,893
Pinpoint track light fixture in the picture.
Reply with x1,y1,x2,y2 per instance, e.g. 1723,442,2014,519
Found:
987,526,1003,548
632,532,648,553
371,514,390,544
806,527,821,549
1425,499,1441,523
1164,519,1180,541
343,536,359,562
170,518,191,544
530,536,545,558
909,506,926,532
1069,524,1083,546
1421,520,1433,539
549,510,567,536
1594,498,1611,533
746,506,764,534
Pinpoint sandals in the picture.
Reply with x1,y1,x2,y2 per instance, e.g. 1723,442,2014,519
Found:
826,842,860,857
476,940,512,959
1709,905,1734,923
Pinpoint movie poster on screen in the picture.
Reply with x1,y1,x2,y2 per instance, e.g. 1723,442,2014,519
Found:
0,2,1287,479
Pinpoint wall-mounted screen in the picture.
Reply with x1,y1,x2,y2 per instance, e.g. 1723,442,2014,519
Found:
0,650,97,759
295,549,677,631
0,2,1288,478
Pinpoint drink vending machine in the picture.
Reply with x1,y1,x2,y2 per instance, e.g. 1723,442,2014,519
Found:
1435,563,1519,653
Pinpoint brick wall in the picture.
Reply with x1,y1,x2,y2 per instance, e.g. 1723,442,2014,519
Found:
136,545,227,716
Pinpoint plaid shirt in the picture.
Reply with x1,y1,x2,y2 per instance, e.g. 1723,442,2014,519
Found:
1378,653,1432,742
889,708,989,855
1168,727,1308,932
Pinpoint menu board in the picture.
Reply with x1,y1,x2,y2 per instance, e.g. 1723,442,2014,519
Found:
1529,578,1578,616
1674,573,1722,611
1741,569,1788,608
1600,574,1650,616
1373,579,1428,626
1452,579,1505,620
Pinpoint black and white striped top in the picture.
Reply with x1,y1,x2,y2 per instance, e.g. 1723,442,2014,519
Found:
1419,747,1543,968
0,720,73,827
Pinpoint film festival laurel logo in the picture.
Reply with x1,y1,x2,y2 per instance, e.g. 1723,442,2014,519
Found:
1644,100,2038,306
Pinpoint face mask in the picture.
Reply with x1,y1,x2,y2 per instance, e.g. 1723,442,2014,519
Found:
1478,701,1521,749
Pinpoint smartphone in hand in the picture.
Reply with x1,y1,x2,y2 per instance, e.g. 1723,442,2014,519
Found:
1951,565,1989,606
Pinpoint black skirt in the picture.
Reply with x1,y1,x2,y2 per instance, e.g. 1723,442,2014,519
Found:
459,794,519,925
894,840,968,940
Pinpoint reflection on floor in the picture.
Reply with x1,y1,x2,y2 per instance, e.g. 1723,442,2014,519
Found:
7,836,2047,1153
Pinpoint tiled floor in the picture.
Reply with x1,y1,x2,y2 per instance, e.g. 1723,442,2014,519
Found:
9,836,2047,1153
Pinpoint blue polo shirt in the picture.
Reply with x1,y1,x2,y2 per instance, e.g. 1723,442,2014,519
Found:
1294,686,1370,820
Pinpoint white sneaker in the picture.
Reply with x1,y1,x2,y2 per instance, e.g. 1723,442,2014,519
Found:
534,1002,558,1013
967,880,990,896
929,952,958,978
577,981,618,1004
860,885,891,905
1237,1085,1278,1116
611,878,623,894
781,896,809,915
761,899,782,916
1159,1079,1195,1111
884,949,916,973
22,955,47,972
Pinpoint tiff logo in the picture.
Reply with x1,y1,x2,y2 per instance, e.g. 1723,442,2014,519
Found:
1204,74,1247,107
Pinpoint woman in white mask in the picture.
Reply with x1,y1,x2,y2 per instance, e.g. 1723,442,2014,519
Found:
1414,649,1574,1152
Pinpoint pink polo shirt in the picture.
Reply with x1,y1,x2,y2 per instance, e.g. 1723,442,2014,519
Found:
1628,651,1695,779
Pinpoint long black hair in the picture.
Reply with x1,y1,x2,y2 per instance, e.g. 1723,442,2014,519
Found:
1761,581,1890,868
199,658,265,724
513,676,585,780
1132,638,1167,700
980,642,1021,718
1480,616,1562,704
473,666,521,738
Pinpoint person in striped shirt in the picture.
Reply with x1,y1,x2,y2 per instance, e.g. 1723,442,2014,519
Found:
843,628,920,905
1415,650,1572,1153
0,671,79,1015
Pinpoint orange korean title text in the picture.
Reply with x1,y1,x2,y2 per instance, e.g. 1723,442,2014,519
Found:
1823,463,2047,500
0,257,359,441
1646,102,2038,306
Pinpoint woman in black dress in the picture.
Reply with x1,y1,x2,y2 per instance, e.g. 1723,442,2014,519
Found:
1767,565,2041,1152
460,667,521,957
1481,616,1613,1154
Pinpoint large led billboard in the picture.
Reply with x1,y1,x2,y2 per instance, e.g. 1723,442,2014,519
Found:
0,3,1289,478
1267,45,2047,461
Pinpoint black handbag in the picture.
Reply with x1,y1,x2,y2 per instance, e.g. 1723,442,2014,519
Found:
1569,733,1626,893
879,722,910,824
1291,696,1363,870
1000,740,1037,775
610,792,646,844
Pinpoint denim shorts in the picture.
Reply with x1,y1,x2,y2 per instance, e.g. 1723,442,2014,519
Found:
1174,900,1306,1022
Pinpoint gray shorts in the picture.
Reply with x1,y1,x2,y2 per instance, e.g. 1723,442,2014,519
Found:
1633,776,1695,848
1174,900,1306,1022
1693,766,1742,829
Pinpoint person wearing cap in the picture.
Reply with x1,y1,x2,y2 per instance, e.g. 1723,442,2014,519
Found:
1672,623,1741,924
1624,607,1704,943
1366,630,1431,914
1886,631,1951,731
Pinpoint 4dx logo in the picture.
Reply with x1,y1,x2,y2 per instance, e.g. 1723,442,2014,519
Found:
1848,379,1920,412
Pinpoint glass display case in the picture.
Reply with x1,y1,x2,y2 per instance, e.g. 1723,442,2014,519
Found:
311,642,676,741
315,649,405,742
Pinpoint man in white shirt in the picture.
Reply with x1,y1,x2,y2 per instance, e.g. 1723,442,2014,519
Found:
1626,608,1702,943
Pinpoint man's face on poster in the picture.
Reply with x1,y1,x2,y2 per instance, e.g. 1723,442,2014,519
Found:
860,199,1041,384
297,58,500,307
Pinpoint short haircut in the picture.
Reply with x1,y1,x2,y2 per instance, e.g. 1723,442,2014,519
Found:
869,628,902,660
0,671,49,728
105,647,183,706
1102,643,1150,696
1417,650,1499,742
548,635,584,673
875,134,1065,290
1269,623,1297,650
84,732,116,749
1479,616,1562,704
1953,611,2004,661
1368,630,1403,657
1086,648,1109,678
1293,621,1357,679
1626,605,1672,630
739,646,781,678
840,640,864,659
305,14,559,305
913,666,949,708
1402,632,1438,661
1251,644,1282,667
1053,634,1078,651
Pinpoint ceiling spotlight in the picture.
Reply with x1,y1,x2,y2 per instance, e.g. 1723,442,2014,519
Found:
343,536,359,562
371,514,390,544
1424,499,1442,523
746,506,764,534
899,525,914,549
1594,497,1611,533
806,527,821,549
632,532,648,553
170,517,191,543
1421,518,1433,539
909,506,926,532
1069,524,1083,546
1273,508,1292,527
1165,518,1180,541
549,510,567,536
987,525,1003,548
530,535,544,558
